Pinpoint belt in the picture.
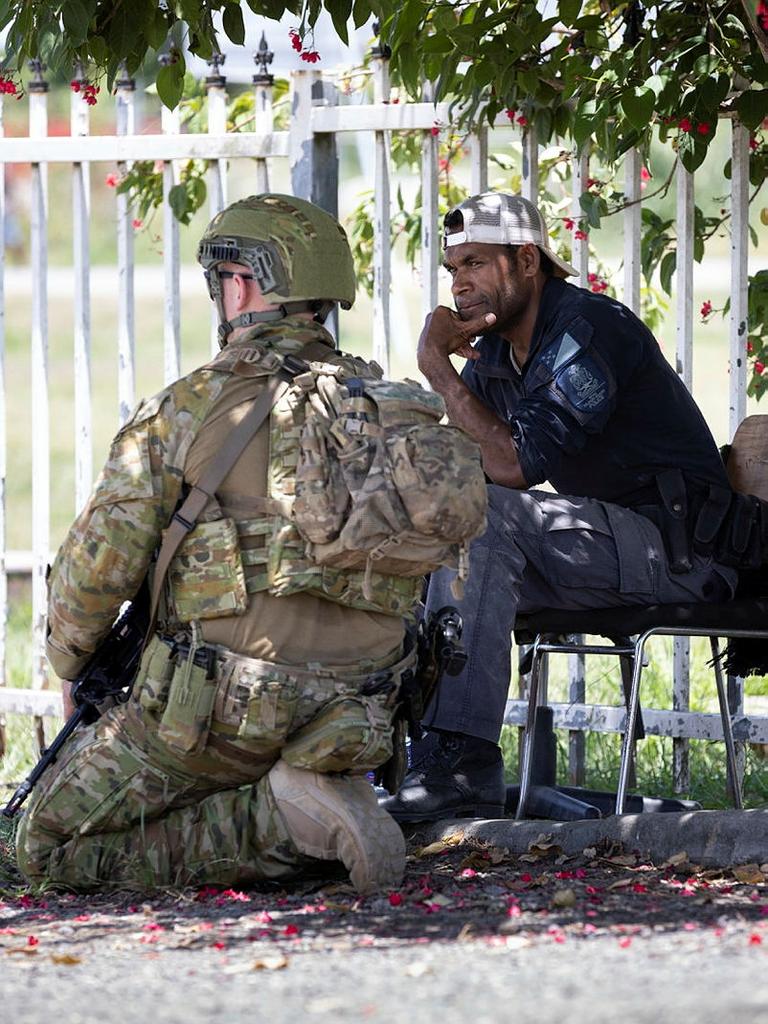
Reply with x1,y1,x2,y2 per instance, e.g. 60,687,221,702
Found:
157,634,416,694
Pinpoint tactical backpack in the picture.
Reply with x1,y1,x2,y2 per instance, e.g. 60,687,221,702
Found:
291,364,488,597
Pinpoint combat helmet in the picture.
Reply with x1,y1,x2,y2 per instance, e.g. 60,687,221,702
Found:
197,193,356,345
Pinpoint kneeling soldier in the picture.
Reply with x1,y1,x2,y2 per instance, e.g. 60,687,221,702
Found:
16,195,424,893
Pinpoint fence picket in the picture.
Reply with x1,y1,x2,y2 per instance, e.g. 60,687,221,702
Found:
70,64,92,514
420,82,439,324
28,61,50,753
521,126,538,203
206,54,228,355
161,66,181,385
728,117,751,793
115,68,136,426
673,164,696,794
568,147,590,785
371,47,392,374
623,147,642,313
468,127,488,195
253,33,274,194
0,92,6,758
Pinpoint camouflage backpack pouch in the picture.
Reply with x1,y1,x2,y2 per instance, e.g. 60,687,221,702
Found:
293,374,487,596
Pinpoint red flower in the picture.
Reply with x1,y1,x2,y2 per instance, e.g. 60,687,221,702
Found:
388,892,403,906
618,936,633,948
697,122,710,135
300,50,321,64
0,76,18,95
750,135,759,151
574,229,588,241
430,124,441,137
678,117,692,133
505,108,516,122
747,341,754,354
749,932,763,945
563,218,575,231
439,158,451,172
283,924,300,936
700,300,713,317
640,166,652,181
105,173,119,188
132,219,143,230
289,30,302,52
755,361,765,375
27,936,39,947
586,178,599,188
70,79,81,93
516,114,528,127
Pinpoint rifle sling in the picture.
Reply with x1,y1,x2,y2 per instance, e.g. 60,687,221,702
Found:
148,365,299,633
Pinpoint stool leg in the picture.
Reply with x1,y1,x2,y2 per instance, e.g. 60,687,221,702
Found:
616,635,646,814
516,636,545,821
710,636,743,810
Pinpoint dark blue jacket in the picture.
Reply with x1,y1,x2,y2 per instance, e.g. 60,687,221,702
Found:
461,277,730,510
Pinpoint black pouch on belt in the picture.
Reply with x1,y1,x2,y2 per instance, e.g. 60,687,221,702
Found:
654,469,692,574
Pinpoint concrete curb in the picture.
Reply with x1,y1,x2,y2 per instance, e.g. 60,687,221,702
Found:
411,809,768,868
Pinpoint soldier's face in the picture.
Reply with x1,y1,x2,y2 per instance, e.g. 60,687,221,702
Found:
443,241,535,330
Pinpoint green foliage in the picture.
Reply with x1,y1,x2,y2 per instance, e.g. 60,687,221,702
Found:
1,0,767,383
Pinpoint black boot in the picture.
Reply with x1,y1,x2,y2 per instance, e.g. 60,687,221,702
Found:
378,730,506,823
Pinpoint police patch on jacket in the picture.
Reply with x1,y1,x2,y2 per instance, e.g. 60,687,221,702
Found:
535,327,616,426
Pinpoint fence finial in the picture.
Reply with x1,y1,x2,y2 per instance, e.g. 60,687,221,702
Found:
116,61,136,91
253,31,274,85
71,59,87,87
27,58,49,93
206,48,227,88
371,20,391,60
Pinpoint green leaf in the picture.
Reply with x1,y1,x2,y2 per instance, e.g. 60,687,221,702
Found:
326,0,352,45
156,55,185,110
222,3,246,46
558,0,581,26
736,90,768,131
659,250,676,296
620,86,655,130
62,0,91,46
88,34,108,64
106,0,136,58
147,8,169,50
352,0,373,29
168,183,191,223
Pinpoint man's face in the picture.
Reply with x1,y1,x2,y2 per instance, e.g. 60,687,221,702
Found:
442,241,534,330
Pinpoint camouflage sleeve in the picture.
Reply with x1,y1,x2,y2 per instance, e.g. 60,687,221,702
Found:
46,388,195,679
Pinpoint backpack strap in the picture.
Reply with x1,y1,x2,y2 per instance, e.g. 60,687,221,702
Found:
148,351,310,633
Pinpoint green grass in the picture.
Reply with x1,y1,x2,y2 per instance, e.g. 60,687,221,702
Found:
500,637,768,810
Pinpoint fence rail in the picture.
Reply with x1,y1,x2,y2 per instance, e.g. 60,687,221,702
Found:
0,43,764,790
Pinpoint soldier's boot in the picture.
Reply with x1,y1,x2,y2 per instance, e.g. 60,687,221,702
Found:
267,759,406,895
378,730,506,823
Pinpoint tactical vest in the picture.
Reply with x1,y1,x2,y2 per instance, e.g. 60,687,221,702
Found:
165,334,424,624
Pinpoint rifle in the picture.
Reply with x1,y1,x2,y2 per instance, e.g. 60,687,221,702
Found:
375,604,467,795
2,585,150,818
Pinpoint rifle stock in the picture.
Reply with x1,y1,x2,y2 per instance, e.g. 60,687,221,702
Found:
2,583,150,818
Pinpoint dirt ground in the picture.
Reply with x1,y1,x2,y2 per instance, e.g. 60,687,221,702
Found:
2,826,768,963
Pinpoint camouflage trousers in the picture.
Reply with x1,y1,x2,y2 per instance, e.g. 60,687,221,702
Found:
16,635,407,890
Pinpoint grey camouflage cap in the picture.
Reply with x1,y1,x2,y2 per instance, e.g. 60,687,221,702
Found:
444,192,578,278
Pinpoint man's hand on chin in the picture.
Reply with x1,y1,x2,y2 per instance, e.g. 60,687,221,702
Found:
417,305,497,371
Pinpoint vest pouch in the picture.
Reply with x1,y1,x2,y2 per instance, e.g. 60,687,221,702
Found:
236,677,297,749
293,416,350,544
134,636,176,716
157,650,217,755
387,424,486,540
281,693,393,773
166,517,248,621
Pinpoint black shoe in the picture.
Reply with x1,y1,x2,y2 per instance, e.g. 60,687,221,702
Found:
378,731,506,823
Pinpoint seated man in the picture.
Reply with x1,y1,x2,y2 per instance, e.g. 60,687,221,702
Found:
16,194,420,893
381,190,754,822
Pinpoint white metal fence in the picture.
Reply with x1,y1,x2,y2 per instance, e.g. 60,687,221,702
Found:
0,46,764,791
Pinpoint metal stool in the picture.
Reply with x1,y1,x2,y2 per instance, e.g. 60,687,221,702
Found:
514,598,768,818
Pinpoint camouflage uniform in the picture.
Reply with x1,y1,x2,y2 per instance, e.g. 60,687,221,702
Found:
17,319,411,891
